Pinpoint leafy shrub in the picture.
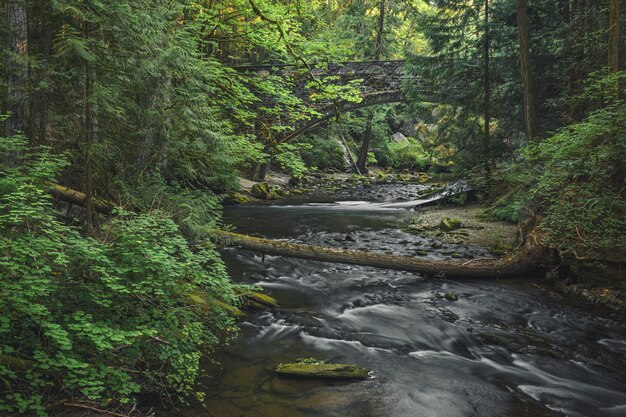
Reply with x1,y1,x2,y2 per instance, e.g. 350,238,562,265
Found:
274,142,314,179
377,138,429,170
0,137,238,415
296,136,346,171
492,98,626,256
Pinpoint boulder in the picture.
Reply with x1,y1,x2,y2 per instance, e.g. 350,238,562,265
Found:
391,132,408,143
276,359,370,380
439,217,462,232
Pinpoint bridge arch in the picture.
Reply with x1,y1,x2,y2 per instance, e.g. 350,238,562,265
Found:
278,91,404,144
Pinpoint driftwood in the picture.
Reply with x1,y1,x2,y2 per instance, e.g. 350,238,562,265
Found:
213,230,540,278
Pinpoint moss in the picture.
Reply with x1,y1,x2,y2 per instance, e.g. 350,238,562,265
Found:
251,182,272,199
439,217,462,231
415,250,429,256
444,291,459,301
188,292,245,318
276,361,370,379
245,292,279,308
490,242,514,256
223,192,260,205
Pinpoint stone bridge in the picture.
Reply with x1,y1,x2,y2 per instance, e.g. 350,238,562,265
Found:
235,60,426,143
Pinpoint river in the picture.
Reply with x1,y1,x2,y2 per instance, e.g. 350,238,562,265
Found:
166,183,626,417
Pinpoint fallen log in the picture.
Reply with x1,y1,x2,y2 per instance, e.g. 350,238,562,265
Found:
47,182,115,214
212,230,540,278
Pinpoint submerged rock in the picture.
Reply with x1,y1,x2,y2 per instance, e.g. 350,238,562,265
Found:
444,291,459,301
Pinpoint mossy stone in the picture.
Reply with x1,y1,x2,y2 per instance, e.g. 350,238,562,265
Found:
444,291,459,301
439,217,462,231
251,182,272,199
276,362,369,380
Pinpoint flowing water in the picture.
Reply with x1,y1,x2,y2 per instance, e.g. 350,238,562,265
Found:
165,184,626,417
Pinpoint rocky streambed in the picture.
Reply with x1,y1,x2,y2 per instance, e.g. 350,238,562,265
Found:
160,180,626,417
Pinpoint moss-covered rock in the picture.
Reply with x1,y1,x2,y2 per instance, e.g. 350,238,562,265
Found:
245,292,279,308
444,291,459,301
276,359,370,379
439,217,462,231
223,192,260,205
251,182,272,199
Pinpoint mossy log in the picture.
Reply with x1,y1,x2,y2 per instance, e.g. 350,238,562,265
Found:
276,363,370,379
212,230,540,279
47,182,115,214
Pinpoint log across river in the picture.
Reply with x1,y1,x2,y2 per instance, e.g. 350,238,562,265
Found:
213,230,540,279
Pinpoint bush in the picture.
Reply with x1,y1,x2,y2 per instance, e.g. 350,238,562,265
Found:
492,99,626,256
296,136,347,171
0,137,238,415
274,142,313,179
377,138,429,170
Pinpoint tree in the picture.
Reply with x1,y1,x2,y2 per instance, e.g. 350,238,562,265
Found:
517,0,537,141
608,0,620,74
3,0,28,137
356,0,386,173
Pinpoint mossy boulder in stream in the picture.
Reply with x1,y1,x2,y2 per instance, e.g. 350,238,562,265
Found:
276,358,370,380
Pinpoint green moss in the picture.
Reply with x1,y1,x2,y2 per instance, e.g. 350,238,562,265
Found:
224,192,259,204
245,292,278,308
276,362,370,379
188,292,245,318
251,182,272,199
439,217,462,231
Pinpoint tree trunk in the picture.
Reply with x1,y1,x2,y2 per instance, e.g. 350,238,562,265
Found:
609,0,620,98
483,0,491,175
569,0,586,121
355,111,373,173
3,1,29,137
341,134,361,174
517,0,537,141
355,0,385,173
84,59,96,233
255,159,272,181
212,231,540,279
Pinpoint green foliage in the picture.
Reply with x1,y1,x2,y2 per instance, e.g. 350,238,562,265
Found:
274,143,314,179
377,138,429,170
493,95,626,255
0,138,238,415
296,136,346,171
